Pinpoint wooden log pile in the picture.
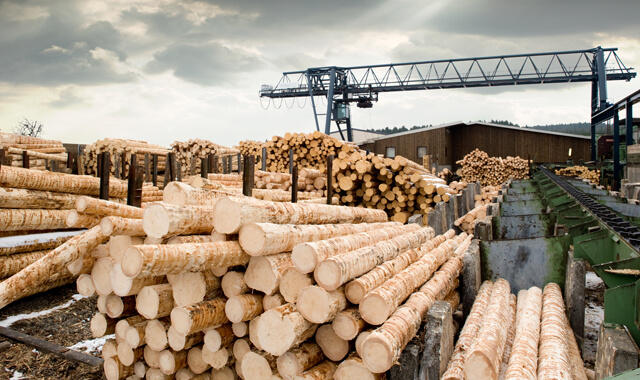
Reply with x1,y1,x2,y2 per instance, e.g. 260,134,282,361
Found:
474,185,500,207
65,189,482,380
1,132,67,170
456,149,529,186
442,281,586,380
172,139,238,176
264,132,357,173
330,150,454,223
237,140,264,162
454,204,487,234
255,169,326,193
555,166,600,185
83,138,169,177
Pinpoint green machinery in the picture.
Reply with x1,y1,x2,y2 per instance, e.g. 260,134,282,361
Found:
533,168,640,345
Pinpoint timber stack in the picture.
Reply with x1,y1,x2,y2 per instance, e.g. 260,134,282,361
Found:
1,132,68,171
474,185,500,207
442,281,586,380
456,149,529,186
68,184,480,380
172,139,239,176
237,140,264,162
330,150,454,223
83,138,170,177
454,204,488,235
555,166,600,185
264,132,358,173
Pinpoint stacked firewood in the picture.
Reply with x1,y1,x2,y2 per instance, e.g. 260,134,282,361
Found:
237,140,263,162
442,281,586,380
555,166,600,185
1,132,67,170
172,139,238,176
60,186,474,380
456,149,529,186
264,132,357,173
330,151,454,223
454,204,488,234
83,139,169,177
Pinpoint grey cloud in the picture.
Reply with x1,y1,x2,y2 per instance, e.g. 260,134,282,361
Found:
145,42,263,85
48,87,85,107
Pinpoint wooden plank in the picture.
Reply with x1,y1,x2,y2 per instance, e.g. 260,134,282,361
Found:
0,326,103,367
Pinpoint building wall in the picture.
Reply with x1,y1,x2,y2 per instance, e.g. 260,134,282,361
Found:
358,123,591,166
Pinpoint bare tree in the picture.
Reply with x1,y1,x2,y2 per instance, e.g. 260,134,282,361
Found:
14,118,44,137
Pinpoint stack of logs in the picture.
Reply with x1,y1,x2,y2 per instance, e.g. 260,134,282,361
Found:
264,132,357,173
456,149,529,187
83,139,169,178
1,132,67,170
58,184,475,380
474,186,500,207
330,150,454,223
237,141,263,163
171,139,238,176
454,204,488,235
442,280,586,380
555,166,600,185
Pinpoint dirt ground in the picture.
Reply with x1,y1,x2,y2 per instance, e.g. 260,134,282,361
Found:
0,284,103,380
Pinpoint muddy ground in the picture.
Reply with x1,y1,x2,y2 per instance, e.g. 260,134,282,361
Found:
0,285,103,380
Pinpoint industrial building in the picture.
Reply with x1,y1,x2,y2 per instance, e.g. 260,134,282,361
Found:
358,121,591,168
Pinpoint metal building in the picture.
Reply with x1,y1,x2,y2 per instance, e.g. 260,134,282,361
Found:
358,122,591,169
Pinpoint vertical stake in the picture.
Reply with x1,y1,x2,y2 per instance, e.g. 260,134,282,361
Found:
99,152,110,200
208,154,214,174
212,155,218,173
127,154,138,206
289,148,294,174
201,156,208,178
243,155,255,196
228,155,232,173
22,150,29,169
237,153,242,174
261,147,267,171
144,153,150,182
0,148,5,170
326,155,334,205
291,164,298,203
152,154,158,187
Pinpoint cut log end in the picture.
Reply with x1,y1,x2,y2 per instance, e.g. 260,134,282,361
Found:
213,198,242,234
77,274,96,297
280,268,313,304
122,247,144,278
344,282,365,304
145,319,169,351
90,313,110,338
359,294,391,326
291,245,316,274
296,286,334,324
104,357,124,380
361,335,393,374
332,313,360,340
314,261,341,291
232,322,248,338
240,351,272,380
238,223,266,256
315,324,348,362
170,308,192,336
463,352,494,380
142,204,171,239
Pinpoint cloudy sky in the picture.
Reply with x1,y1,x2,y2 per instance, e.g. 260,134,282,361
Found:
0,0,638,146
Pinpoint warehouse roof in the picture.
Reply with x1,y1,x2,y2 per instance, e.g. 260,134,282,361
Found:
359,121,591,143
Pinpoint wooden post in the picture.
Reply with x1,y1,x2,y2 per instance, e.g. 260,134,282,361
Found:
201,157,208,178
291,165,298,203
121,152,127,179
222,156,228,174
227,155,232,173
190,157,197,176
164,153,175,188
50,160,58,172
208,154,215,174
77,145,85,175
0,148,5,170
326,155,334,205
22,150,29,169
152,154,158,187
237,153,242,174
212,155,218,174
144,153,151,183
261,147,267,171
127,154,138,206
99,152,110,200
174,154,182,181
243,155,255,197
289,148,294,174
96,151,102,178
114,154,121,179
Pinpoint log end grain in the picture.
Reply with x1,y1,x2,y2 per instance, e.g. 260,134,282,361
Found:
170,307,193,336
314,260,341,291
103,357,125,380
291,244,317,274
122,247,144,278
76,274,96,297
280,268,313,304
213,198,242,234
315,324,349,362
231,322,248,338
90,313,110,338
344,281,365,305
142,204,171,239
238,222,267,256
463,351,495,380
359,294,391,326
240,351,272,380
145,319,169,351
361,334,393,374
296,286,333,324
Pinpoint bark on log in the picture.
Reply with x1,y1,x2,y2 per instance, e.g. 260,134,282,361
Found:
257,303,318,356
537,283,571,380
503,287,542,380
297,285,347,324
277,343,324,379
143,203,216,239
170,298,229,335
76,196,144,219
0,187,79,209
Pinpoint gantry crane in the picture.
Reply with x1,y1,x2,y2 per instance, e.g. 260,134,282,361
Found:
259,47,635,143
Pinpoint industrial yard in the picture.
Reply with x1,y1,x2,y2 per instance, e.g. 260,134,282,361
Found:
1,1,640,380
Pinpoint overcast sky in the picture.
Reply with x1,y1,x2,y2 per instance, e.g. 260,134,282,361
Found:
0,0,638,146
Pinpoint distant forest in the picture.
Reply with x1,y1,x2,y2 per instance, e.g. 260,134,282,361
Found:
364,120,613,136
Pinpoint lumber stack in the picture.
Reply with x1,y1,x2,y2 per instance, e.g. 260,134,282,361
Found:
0,132,68,170
83,138,169,177
474,185,500,207
255,169,326,193
442,281,586,380
237,140,264,162
330,150,454,222
555,166,600,185
80,191,480,380
264,132,358,173
456,149,529,186
172,139,239,176
454,204,487,234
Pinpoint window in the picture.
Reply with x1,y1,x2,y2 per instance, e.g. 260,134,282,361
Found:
385,146,396,158
417,146,427,158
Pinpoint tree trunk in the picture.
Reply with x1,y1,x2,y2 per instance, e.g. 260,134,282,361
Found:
0,187,79,209
225,294,263,323
503,286,542,380
188,346,212,374
244,253,294,295
66,210,101,228
145,318,171,351
100,216,145,236
76,196,144,218
159,349,188,375
1,209,73,231
221,271,248,298
168,270,220,307
280,268,314,304
276,342,324,379
0,230,79,256
125,320,149,348
297,286,347,324
257,303,317,356
103,356,134,380
143,203,216,239
536,283,571,380
136,283,174,319
163,181,228,206
0,250,49,278
105,294,137,318
332,308,365,340
203,324,234,352
117,342,144,366
167,327,204,352
170,298,229,335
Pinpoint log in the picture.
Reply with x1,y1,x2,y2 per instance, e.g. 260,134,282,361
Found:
297,286,347,324
101,216,145,236
263,293,285,310
463,278,512,380
277,343,324,379
167,235,223,244
293,360,337,380
126,320,149,348
117,342,144,366
201,346,229,370
92,257,114,295
203,324,234,352
122,241,248,277
144,345,162,368
334,354,381,380
163,181,227,206
103,339,118,359
143,203,216,239
110,265,165,297
0,187,79,209
66,210,100,228
233,339,251,361
1,209,72,231
249,316,263,349
292,224,420,274
442,281,494,380
116,315,147,342
0,230,79,256
109,235,144,262
332,308,365,340
147,367,174,380
104,356,135,380
145,318,171,351
314,227,437,291
536,283,571,379
136,283,174,319
105,294,137,318
0,250,49,278
238,221,399,256
159,349,188,375
134,361,147,378
244,253,293,295
280,268,313,303
499,294,517,378
168,327,204,352
90,312,116,337
168,270,220,307
232,322,248,337
221,271,248,298
315,324,349,361
355,330,371,358
257,303,318,356
188,346,212,374
225,294,263,323
171,298,229,335
503,287,542,380
240,351,276,380
76,273,96,296
76,196,144,219
211,367,235,380
213,196,388,234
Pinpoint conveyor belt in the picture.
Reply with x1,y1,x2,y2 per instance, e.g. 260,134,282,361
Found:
540,166,640,249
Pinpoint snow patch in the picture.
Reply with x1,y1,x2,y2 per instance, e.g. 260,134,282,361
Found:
0,295,84,328
0,230,84,249
585,271,604,290
68,334,113,354
9,370,26,380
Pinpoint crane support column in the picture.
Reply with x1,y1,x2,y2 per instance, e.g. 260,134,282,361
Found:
614,110,621,189
324,67,336,135
626,100,634,146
